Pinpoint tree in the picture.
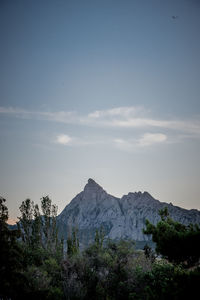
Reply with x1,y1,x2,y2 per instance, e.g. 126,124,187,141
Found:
63,238,150,300
31,204,42,248
18,196,63,259
18,198,34,246
41,196,60,254
17,196,64,299
67,227,79,256
0,196,65,299
0,198,23,299
143,207,200,268
94,227,105,249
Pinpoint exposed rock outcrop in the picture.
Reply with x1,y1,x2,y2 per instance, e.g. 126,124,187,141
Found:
57,179,200,247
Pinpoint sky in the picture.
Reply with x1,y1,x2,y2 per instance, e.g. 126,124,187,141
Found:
0,0,200,223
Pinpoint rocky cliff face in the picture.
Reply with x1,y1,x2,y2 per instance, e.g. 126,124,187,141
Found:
57,179,200,247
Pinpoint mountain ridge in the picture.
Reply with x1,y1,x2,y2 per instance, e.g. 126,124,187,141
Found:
57,179,200,248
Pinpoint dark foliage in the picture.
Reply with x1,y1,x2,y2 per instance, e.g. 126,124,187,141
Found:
1,199,200,299
143,207,200,268
0,198,25,299
0,197,64,299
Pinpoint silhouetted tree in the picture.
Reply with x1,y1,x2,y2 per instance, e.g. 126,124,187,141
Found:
0,198,23,299
144,207,200,267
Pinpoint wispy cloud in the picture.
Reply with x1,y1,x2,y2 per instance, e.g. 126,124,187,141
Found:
89,113,200,135
88,108,200,136
138,133,167,147
88,106,143,119
1,105,199,151
54,133,105,148
1,106,200,137
54,132,167,150
0,106,77,124
114,133,167,151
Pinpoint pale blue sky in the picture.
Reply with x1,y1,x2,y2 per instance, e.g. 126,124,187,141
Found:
0,0,200,222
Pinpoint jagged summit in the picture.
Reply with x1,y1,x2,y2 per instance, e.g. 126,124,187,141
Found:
57,180,200,248
83,178,104,193
125,191,152,197
123,191,156,202
88,178,97,184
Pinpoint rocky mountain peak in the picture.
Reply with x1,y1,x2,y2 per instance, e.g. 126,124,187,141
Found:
58,180,200,248
83,178,104,193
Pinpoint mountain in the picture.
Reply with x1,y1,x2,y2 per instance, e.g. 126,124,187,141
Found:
57,179,200,248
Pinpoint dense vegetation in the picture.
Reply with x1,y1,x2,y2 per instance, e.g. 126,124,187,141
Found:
143,207,200,268
0,197,200,299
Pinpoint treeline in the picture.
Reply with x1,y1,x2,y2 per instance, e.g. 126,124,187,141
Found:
0,196,200,299
0,196,64,299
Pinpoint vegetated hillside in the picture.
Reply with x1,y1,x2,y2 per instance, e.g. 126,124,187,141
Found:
57,179,200,248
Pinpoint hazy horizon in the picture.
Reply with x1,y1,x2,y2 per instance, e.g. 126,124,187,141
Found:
1,0,200,223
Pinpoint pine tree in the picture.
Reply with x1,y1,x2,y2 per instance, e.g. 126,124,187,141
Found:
144,207,200,267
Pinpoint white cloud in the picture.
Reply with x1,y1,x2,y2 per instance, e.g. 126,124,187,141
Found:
55,134,72,145
113,133,167,151
88,106,143,119
87,107,200,136
0,106,77,124
138,133,167,147
1,106,200,137
54,134,104,147
2,105,199,150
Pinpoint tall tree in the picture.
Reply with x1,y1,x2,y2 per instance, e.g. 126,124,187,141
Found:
31,204,42,248
143,207,200,268
18,198,34,246
0,198,23,299
67,227,79,256
18,196,63,260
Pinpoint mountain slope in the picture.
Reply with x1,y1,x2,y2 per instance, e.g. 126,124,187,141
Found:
57,179,200,247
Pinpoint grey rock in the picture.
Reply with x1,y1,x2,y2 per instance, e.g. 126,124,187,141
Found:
57,179,200,247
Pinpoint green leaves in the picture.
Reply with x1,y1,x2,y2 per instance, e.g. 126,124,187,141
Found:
144,207,200,268
63,239,151,300
18,196,63,260
67,227,79,256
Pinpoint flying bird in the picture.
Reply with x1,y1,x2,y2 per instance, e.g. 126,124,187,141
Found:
172,16,178,19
